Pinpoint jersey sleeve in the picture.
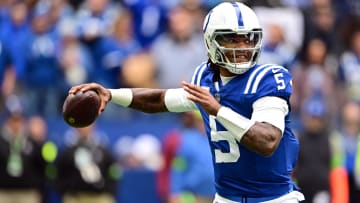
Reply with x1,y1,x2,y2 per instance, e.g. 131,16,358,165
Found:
190,62,208,85
250,65,292,101
251,96,289,133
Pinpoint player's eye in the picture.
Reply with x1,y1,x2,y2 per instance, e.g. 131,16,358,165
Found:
216,35,240,44
226,38,238,43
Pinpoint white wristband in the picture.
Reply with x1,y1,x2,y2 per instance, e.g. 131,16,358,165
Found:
216,106,255,141
109,89,133,107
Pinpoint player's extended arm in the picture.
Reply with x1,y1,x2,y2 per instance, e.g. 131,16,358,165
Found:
69,83,167,113
114,88,168,113
183,81,284,157
69,83,197,114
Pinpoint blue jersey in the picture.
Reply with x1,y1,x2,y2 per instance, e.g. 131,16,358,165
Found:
170,129,215,197
191,62,299,199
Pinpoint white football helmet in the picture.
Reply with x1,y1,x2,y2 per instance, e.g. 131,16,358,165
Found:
203,2,263,74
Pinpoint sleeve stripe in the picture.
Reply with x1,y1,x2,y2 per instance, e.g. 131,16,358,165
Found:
244,64,271,94
250,65,288,94
195,63,207,86
191,62,207,85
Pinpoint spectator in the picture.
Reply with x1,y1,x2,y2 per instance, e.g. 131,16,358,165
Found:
253,5,304,55
23,4,63,117
295,97,333,203
79,16,124,89
115,134,164,203
258,23,296,69
157,126,181,201
110,8,141,61
76,0,120,37
168,111,215,203
114,133,165,171
113,135,137,169
150,4,207,88
123,0,168,48
330,101,360,203
290,38,339,131
130,134,164,171
48,0,74,27
302,0,343,55
0,95,46,203
105,8,142,88
57,16,94,89
338,29,360,103
55,124,119,203
27,115,57,203
0,33,16,101
76,0,120,87
2,1,31,84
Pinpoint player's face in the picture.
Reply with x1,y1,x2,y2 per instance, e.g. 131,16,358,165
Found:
216,33,256,63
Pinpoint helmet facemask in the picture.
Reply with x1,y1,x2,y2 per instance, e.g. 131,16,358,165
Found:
209,29,263,74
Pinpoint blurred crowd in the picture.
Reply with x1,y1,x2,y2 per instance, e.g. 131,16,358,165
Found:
0,0,360,202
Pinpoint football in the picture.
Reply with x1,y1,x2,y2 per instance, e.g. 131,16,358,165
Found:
62,90,101,128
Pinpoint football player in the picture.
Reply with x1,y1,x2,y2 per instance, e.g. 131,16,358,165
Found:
69,2,305,203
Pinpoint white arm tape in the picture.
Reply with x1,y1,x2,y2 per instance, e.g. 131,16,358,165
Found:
164,88,198,112
109,88,133,107
216,107,255,141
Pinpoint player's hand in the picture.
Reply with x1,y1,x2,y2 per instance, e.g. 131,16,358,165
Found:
69,83,111,114
182,81,221,116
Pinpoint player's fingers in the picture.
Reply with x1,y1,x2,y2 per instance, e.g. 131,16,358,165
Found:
69,83,96,94
98,97,109,114
183,82,207,97
182,81,190,86
182,81,200,92
183,82,209,96
183,85,205,99
183,81,199,90
186,90,210,104
79,83,99,92
187,94,201,103
98,103,106,115
68,85,85,94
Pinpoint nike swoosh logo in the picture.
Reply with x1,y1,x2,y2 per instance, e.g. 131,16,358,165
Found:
272,68,282,73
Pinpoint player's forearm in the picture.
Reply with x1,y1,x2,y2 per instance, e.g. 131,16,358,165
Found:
241,122,281,157
130,88,168,113
110,88,168,113
216,106,281,157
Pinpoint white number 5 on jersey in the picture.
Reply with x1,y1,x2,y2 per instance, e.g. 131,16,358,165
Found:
210,115,240,163
274,73,286,90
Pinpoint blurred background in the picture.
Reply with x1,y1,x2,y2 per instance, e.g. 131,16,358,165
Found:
0,0,359,203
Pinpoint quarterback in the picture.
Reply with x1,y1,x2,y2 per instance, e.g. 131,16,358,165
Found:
69,2,305,203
